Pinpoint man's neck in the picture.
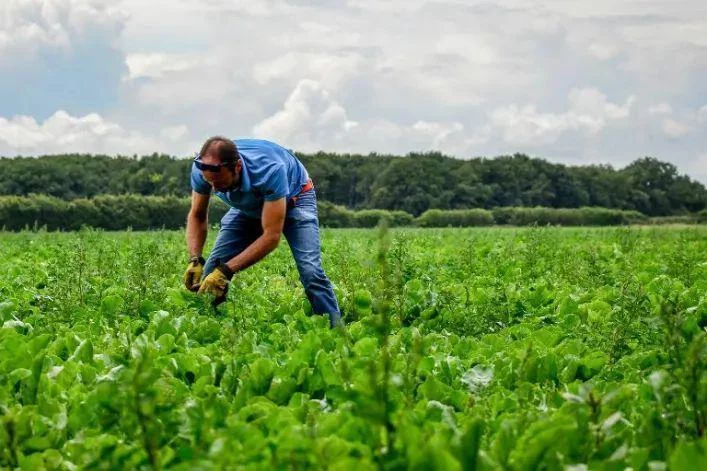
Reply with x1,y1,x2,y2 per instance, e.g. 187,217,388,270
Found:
226,168,242,191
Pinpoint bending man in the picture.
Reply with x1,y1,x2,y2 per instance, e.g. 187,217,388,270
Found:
183,136,341,328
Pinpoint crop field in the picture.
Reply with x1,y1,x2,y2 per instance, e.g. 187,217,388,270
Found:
0,226,705,470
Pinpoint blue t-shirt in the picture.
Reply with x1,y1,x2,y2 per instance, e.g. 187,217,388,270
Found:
191,138,310,218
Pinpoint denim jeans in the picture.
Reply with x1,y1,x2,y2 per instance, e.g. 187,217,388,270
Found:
203,190,342,328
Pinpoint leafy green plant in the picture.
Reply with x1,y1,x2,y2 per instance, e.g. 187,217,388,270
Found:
0,226,705,469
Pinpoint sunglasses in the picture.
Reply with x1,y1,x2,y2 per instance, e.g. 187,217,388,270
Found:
193,153,236,172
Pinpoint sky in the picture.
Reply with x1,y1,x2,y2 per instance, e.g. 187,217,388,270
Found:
1,0,706,182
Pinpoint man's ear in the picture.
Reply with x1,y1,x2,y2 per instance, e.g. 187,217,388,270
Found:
231,158,242,177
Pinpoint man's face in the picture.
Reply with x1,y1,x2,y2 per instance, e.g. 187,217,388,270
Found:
199,152,241,192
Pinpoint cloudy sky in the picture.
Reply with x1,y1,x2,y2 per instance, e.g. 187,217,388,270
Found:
1,0,706,181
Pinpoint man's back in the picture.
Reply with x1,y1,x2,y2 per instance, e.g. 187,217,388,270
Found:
191,138,310,218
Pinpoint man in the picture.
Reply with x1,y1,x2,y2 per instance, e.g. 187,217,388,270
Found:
183,136,342,328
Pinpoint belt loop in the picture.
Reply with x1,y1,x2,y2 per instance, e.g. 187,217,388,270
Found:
287,179,314,209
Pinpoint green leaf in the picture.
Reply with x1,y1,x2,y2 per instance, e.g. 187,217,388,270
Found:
99,294,123,317
583,299,612,324
267,375,298,405
354,289,372,313
249,358,275,395
419,376,455,405
9,368,32,384
138,299,158,317
0,301,16,322
508,415,578,471
192,317,221,344
669,439,707,470
578,351,608,380
352,337,378,358
68,339,94,364
411,438,461,471
157,333,175,352
417,356,435,378
315,350,341,387
460,418,485,471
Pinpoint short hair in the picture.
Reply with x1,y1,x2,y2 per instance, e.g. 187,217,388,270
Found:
199,136,238,164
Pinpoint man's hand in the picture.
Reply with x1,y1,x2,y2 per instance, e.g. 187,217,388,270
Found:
197,263,234,306
183,256,205,291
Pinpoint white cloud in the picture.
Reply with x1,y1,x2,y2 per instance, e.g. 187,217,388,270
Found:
252,51,366,89
588,42,620,61
2,0,707,183
346,0,429,13
407,121,491,155
124,53,203,80
323,117,488,157
1,0,129,118
252,80,489,156
648,103,673,116
491,105,571,145
435,34,498,64
412,121,464,148
252,79,358,151
568,88,634,122
0,0,127,63
198,0,296,17
490,88,635,146
160,125,189,141
131,63,242,112
698,105,707,124
0,110,190,155
662,118,692,138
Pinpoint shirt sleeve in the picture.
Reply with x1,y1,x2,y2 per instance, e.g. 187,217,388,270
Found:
190,163,211,195
260,164,289,201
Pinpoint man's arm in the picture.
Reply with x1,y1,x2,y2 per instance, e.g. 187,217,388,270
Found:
224,198,286,273
186,190,210,258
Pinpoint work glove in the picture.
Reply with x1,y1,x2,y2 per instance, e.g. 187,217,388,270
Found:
197,262,234,306
183,255,205,292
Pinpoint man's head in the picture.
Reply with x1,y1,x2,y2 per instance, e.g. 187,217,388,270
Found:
195,136,242,192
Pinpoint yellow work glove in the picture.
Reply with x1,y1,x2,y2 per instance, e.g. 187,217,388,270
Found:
183,256,205,292
197,262,234,306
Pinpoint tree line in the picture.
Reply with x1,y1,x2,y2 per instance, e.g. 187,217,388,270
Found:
0,151,705,216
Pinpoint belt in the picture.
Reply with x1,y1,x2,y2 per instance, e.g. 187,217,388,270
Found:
287,179,314,207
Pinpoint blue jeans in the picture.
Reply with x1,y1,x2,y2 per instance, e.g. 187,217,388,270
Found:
203,190,342,328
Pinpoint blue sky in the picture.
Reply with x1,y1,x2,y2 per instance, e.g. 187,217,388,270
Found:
1,0,706,182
